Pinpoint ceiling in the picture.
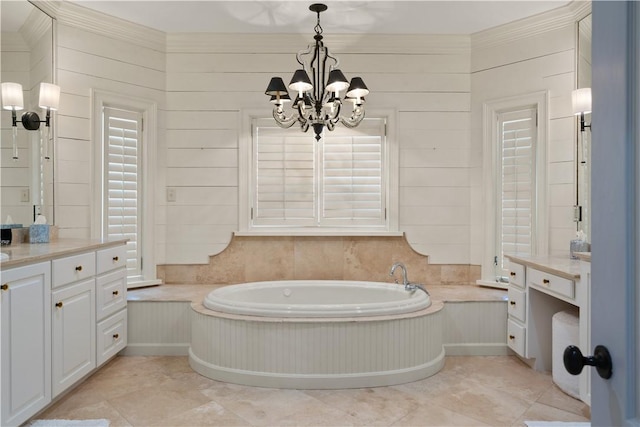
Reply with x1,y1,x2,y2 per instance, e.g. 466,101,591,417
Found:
61,1,572,35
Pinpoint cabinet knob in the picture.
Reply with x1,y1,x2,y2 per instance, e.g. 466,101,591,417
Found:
508,334,516,340
113,333,119,340
75,265,83,272
55,301,63,308
542,279,550,285
113,256,119,262
510,272,516,277
113,290,119,296
509,301,516,306
1,284,8,291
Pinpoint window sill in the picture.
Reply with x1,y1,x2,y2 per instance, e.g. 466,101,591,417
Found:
234,231,404,237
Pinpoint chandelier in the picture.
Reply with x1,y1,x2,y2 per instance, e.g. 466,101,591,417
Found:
264,3,369,141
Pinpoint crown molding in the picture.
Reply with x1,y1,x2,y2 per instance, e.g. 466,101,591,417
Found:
166,33,470,55
21,6,52,49
472,0,591,50
33,0,166,52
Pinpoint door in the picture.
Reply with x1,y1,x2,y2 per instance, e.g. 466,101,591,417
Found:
589,2,639,426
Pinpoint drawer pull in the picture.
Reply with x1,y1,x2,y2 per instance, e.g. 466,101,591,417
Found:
542,279,550,285
509,301,516,306
1,284,8,291
113,256,119,262
75,265,83,272
55,301,63,308
509,334,516,340
510,272,516,277
113,290,119,296
113,333,120,340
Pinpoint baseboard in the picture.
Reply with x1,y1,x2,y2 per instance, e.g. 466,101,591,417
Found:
444,343,510,356
120,343,189,356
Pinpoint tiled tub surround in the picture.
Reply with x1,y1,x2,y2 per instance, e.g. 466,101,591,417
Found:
157,235,481,285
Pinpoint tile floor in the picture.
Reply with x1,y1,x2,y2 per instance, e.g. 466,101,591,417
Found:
35,355,590,427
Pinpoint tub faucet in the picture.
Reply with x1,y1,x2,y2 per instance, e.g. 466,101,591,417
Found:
390,262,409,287
390,262,430,296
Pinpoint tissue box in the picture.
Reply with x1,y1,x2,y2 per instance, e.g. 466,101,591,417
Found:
30,224,50,243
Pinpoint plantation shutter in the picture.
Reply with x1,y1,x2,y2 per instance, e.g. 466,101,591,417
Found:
497,108,537,275
251,117,386,228
320,119,385,226
104,107,142,277
253,119,316,226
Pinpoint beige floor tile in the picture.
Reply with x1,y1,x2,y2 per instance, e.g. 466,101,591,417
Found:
513,402,591,427
38,400,133,427
391,402,492,427
153,400,252,427
536,384,591,418
304,387,420,426
107,383,212,426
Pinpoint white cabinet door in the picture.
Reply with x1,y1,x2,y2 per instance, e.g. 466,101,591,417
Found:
1,262,51,427
51,278,96,397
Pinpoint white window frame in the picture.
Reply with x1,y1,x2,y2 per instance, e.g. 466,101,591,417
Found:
480,91,549,287
91,89,160,288
239,108,399,236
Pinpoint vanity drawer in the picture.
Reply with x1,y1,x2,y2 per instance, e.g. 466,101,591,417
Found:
96,309,127,367
508,286,526,322
507,318,526,357
527,268,575,300
508,262,525,288
52,252,96,289
97,245,127,275
96,269,127,321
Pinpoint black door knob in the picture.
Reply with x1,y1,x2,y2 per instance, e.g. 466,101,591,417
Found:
563,345,613,379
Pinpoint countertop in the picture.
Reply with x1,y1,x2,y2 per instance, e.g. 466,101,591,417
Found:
504,254,587,280
128,283,508,304
0,238,128,269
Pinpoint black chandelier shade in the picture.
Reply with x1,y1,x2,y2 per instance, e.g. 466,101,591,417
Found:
264,3,369,141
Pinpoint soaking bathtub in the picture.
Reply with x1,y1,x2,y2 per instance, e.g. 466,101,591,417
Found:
189,280,444,389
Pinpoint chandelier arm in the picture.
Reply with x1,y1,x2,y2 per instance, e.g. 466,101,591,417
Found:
296,44,314,68
273,107,299,128
339,109,366,128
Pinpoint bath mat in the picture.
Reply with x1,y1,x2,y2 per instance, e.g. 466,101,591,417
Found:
524,422,590,427
29,419,109,427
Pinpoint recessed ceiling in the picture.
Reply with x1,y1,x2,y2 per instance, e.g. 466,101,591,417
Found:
68,1,572,35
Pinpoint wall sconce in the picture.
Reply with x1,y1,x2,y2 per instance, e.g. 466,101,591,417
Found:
1,82,60,160
571,87,592,132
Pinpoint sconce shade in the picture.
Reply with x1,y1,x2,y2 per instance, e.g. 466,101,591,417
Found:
265,77,289,96
289,69,313,93
325,69,349,94
38,83,60,110
346,77,369,99
1,82,24,110
572,87,592,115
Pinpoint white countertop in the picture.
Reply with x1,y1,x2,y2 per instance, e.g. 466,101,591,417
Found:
0,238,128,269
504,254,584,280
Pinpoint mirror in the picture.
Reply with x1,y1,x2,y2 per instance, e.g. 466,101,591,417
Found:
576,13,592,242
1,1,54,229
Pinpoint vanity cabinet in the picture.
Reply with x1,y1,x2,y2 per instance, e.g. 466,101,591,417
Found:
0,262,51,427
51,278,96,397
0,239,128,426
505,255,590,405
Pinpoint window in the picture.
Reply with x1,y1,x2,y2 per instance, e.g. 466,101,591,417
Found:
481,92,548,286
240,113,398,234
103,107,143,278
496,108,537,279
92,90,159,288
